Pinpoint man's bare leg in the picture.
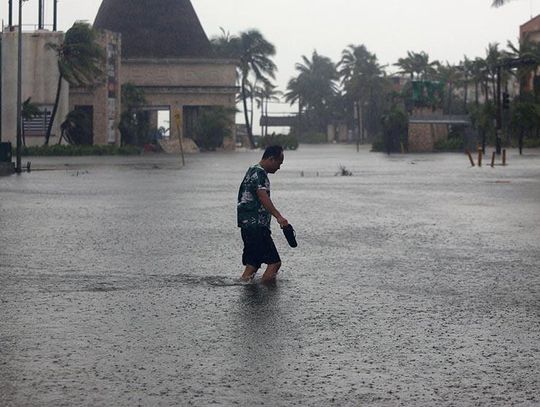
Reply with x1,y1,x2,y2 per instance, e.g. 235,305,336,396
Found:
241,265,258,282
261,262,281,284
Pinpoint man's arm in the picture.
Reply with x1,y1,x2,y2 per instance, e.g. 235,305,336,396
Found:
256,189,288,227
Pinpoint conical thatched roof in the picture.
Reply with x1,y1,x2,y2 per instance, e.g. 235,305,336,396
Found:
94,0,213,59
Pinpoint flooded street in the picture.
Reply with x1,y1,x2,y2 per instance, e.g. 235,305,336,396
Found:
1,145,539,406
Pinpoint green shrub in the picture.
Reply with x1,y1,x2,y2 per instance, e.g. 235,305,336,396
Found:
14,144,141,156
434,137,464,152
193,107,234,151
524,138,540,148
297,132,327,144
260,134,299,150
371,138,385,152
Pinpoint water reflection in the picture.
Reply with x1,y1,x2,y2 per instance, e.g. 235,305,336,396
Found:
232,283,288,378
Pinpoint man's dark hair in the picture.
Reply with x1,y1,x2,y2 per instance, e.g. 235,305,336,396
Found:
262,145,283,160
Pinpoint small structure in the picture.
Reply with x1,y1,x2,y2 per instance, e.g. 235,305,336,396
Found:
408,108,473,152
89,0,238,151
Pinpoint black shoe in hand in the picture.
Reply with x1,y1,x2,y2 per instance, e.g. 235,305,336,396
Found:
282,224,297,248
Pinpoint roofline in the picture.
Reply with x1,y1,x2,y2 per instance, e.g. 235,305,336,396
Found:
122,57,239,66
520,14,540,30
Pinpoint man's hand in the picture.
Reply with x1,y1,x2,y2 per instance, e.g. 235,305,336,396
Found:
277,216,289,228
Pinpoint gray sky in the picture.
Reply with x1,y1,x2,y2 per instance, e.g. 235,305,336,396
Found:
2,0,538,118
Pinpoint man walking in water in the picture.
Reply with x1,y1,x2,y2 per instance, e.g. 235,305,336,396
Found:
238,145,289,284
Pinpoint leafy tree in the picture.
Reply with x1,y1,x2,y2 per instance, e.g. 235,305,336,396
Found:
45,22,105,145
510,95,538,153
381,105,408,154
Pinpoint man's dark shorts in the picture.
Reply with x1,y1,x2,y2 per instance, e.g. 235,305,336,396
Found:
241,227,281,269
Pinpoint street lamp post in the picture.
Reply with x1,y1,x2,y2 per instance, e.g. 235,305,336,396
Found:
16,0,23,173
53,0,58,31
8,0,14,30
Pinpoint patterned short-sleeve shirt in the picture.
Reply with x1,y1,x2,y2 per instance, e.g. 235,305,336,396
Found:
237,164,271,228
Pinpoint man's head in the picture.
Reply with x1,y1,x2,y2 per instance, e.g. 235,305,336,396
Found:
260,145,284,174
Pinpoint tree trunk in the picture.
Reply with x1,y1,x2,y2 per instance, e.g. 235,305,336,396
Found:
264,97,269,137
463,76,468,112
250,94,254,137
260,96,264,138
447,83,453,114
241,78,255,148
45,73,63,146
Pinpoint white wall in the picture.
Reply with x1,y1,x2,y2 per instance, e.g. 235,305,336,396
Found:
1,30,69,146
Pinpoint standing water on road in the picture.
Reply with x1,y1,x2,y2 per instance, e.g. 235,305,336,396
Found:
1,145,539,406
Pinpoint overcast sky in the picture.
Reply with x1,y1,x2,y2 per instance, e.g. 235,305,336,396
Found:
2,0,539,116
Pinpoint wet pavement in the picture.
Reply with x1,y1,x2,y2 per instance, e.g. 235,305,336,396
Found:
1,145,539,406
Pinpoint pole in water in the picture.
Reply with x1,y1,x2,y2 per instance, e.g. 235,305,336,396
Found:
174,110,185,167
477,147,482,167
466,150,475,167
491,152,496,168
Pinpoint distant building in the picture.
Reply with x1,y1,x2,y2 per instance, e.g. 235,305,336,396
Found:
520,14,540,92
90,0,238,151
1,0,238,150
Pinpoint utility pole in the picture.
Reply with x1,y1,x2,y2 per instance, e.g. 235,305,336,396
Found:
16,0,23,173
38,0,43,29
495,66,502,155
53,0,58,31
9,0,14,30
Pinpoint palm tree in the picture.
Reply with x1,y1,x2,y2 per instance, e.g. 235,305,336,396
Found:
339,44,385,140
507,39,540,93
256,83,281,137
212,29,277,148
284,76,306,134
286,51,339,133
45,22,105,145
492,0,516,6
460,56,473,111
238,30,277,148
395,51,439,81
437,63,463,114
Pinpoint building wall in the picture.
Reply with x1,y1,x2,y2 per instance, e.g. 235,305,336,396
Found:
520,15,540,92
408,123,448,152
408,108,449,152
1,30,69,146
122,58,237,148
69,30,122,145
122,58,237,87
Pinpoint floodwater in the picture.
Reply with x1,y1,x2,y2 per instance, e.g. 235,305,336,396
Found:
1,145,539,406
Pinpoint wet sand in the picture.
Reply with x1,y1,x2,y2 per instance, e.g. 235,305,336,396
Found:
1,145,539,406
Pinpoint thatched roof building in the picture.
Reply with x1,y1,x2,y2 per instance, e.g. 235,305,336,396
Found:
93,0,213,59
77,0,237,150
